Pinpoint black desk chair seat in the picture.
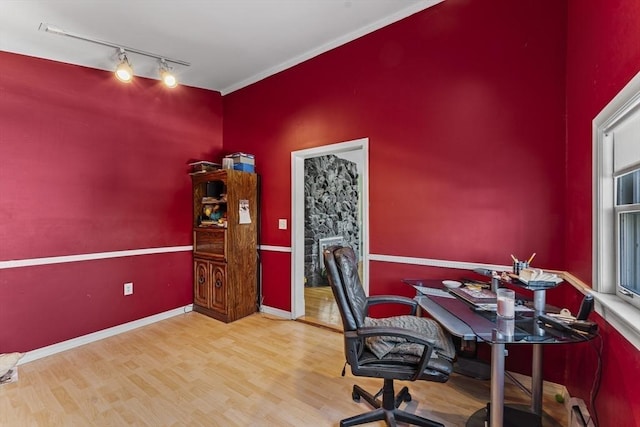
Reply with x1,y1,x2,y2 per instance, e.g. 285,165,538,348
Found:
324,245,455,427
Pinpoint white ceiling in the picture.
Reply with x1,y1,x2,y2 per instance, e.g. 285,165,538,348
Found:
0,0,443,94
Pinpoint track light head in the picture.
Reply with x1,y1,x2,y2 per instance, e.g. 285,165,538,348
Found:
41,24,189,88
115,49,133,83
159,59,177,88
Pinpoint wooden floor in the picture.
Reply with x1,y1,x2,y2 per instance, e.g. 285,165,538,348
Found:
0,312,568,426
302,285,342,330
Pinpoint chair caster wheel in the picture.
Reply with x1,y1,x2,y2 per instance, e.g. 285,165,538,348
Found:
352,391,361,402
399,386,411,402
395,386,411,405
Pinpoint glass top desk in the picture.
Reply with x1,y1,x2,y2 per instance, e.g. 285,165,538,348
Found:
406,279,595,427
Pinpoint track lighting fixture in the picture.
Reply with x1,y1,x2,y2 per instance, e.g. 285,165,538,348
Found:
115,49,133,83
39,23,190,87
159,59,177,88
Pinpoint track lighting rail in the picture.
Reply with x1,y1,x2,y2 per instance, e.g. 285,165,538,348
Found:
39,23,190,66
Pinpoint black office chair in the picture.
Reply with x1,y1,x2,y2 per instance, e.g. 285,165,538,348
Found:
323,245,455,427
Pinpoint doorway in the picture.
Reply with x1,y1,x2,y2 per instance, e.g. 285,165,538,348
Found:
291,138,369,327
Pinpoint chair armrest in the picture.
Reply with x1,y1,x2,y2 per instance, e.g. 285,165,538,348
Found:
356,326,436,380
366,295,418,315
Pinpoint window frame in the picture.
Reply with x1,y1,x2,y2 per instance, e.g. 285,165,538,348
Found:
615,180,640,302
593,70,640,350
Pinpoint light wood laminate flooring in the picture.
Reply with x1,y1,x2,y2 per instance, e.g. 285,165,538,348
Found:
301,285,342,331
1,312,568,426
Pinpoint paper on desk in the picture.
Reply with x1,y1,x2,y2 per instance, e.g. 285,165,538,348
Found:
474,303,534,312
518,268,562,284
413,286,456,299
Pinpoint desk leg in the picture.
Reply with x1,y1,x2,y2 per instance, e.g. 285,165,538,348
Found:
531,289,546,416
490,342,505,427
531,344,543,415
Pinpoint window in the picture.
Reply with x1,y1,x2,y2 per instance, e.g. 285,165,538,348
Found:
616,169,640,306
594,71,640,347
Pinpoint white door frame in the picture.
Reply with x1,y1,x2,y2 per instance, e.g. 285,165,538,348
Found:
290,138,370,319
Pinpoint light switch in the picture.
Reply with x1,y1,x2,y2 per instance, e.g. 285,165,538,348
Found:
278,219,287,230
124,282,133,296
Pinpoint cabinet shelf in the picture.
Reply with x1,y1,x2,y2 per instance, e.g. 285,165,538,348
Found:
197,222,227,228
202,197,227,204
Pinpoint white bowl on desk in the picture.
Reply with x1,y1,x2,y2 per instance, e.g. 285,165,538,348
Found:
442,280,462,289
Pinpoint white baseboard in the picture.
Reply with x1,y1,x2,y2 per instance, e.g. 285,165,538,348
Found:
260,304,291,319
19,305,193,365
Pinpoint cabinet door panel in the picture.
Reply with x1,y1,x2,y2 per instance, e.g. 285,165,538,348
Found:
194,259,210,308
209,263,227,313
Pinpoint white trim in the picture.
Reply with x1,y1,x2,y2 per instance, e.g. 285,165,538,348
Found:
220,0,444,94
593,70,640,291
369,253,511,273
0,246,193,270
19,305,193,365
259,245,292,253
291,138,369,320
592,70,640,349
260,304,292,319
252,247,512,273
590,292,640,350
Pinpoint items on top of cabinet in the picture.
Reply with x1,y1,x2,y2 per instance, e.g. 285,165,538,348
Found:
224,152,255,173
188,160,221,175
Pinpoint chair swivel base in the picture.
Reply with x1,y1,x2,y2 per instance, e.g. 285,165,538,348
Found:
340,379,444,427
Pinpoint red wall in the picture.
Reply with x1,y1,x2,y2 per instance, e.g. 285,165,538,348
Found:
224,0,567,358
224,0,640,424
565,0,640,424
2,0,638,424
223,0,576,394
0,52,223,351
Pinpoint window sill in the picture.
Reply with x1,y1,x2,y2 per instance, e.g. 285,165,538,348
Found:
561,272,640,351
591,292,640,350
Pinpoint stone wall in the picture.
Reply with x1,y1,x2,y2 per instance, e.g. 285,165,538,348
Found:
304,155,360,286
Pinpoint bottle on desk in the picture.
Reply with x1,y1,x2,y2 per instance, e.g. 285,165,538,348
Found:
491,275,500,293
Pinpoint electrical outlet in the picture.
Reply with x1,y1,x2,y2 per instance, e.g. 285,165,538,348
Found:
124,282,133,296
278,219,287,230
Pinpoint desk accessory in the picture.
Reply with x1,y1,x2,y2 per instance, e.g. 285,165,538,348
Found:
569,319,598,334
471,303,533,313
449,286,497,305
510,254,532,275
576,294,594,320
462,277,490,286
491,275,500,292
537,314,598,335
513,261,529,275
537,314,575,333
413,286,455,299
516,268,563,290
496,288,515,319
472,268,494,277
517,268,562,284
442,280,462,289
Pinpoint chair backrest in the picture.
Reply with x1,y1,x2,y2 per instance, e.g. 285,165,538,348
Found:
323,245,368,332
